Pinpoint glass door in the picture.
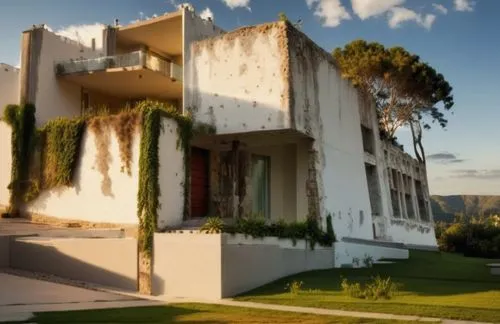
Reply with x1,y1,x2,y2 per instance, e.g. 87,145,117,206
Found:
251,155,270,218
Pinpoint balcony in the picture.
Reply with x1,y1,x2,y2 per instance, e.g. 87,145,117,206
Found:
55,51,182,100
55,50,182,82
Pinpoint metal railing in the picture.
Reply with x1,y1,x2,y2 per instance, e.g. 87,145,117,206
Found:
55,50,182,82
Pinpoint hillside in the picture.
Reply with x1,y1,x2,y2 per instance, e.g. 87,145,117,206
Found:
431,195,500,222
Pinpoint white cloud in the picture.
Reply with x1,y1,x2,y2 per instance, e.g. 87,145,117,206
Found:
350,0,404,20
454,0,474,12
221,0,251,11
176,2,195,12
432,3,448,14
306,0,351,27
388,7,435,30
55,23,104,49
199,7,214,21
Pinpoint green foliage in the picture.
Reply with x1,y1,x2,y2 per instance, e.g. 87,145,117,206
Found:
278,12,289,22
341,276,401,300
40,117,85,189
284,280,304,296
222,216,335,249
137,106,162,257
200,217,224,234
439,221,500,258
2,104,37,214
333,40,454,162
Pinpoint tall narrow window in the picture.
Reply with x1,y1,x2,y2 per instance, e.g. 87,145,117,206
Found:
251,155,270,218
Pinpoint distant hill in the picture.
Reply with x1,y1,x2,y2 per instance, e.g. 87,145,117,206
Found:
431,195,500,222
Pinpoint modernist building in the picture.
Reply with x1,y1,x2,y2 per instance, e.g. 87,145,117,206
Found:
0,7,437,298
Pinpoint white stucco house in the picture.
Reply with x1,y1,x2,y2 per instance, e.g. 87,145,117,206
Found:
0,7,437,298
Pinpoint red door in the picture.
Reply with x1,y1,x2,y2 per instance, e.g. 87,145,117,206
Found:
190,147,209,218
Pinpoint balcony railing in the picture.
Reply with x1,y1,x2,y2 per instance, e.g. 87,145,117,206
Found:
55,50,182,82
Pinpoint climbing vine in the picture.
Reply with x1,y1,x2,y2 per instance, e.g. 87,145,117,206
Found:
40,117,85,190
2,104,37,215
111,111,142,176
136,105,162,256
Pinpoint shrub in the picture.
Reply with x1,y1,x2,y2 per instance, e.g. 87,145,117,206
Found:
285,280,304,296
200,217,224,234
439,222,500,258
341,276,401,300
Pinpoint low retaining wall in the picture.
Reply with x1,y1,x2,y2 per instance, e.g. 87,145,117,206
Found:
0,236,9,268
153,233,334,299
10,236,137,290
334,240,409,267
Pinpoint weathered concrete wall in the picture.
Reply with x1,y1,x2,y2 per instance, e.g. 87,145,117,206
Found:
182,8,224,113
0,121,12,208
186,23,290,134
23,28,102,125
153,232,334,299
386,219,437,247
157,118,185,228
0,64,20,114
24,117,184,227
10,237,137,290
26,124,141,224
287,26,373,240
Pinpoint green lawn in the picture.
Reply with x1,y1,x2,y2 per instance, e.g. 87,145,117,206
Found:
237,251,500,323
6,303,415,324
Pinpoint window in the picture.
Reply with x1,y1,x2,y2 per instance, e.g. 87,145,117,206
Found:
251,155,270,218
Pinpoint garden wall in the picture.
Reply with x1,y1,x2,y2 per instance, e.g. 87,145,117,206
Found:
10,236,137,290
153,232,334,299
23,117,184,228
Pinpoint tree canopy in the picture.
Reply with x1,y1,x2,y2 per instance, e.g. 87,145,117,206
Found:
333,40,454,163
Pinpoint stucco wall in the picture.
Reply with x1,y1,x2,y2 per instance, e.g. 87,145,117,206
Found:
10,237,137,290
386,219,437,247
157,118,185,228
0,121,12,208
153,232,334,299
23,117,184,227
153,232,223,299
186,23,290,134
26,124,141,224
182,8,224,113
287,28,373,241
31,29,102,125
0,64,20,114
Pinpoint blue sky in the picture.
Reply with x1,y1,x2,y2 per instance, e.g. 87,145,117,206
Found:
0,0,498,195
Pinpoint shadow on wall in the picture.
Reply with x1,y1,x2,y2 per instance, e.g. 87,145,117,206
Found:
8,237,161,292
189,90,294,134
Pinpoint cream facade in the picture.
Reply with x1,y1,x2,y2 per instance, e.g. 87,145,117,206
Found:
0,6,436,299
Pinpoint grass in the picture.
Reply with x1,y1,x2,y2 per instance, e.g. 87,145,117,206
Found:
5,303,416,324
237,251,500,323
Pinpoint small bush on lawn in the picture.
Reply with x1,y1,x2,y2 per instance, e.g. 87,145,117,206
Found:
341,276,401,300
285,280,304,296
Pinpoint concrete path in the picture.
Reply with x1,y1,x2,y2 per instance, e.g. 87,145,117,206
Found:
0,273,161,322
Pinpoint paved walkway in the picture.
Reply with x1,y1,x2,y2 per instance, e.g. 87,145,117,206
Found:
0,273,161,322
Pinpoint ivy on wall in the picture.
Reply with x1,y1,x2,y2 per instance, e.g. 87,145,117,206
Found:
40,118,85,189
3,104,37,215
3,101,215,260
